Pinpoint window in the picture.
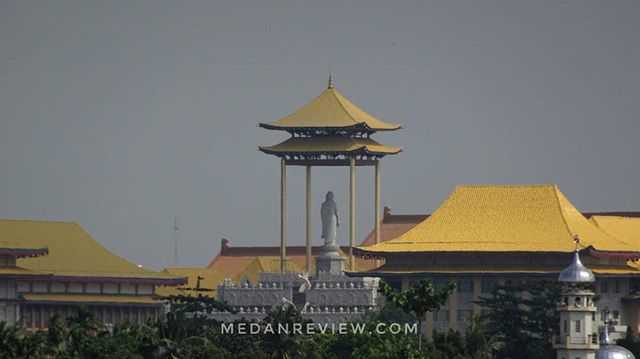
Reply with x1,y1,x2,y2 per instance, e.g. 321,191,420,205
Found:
481,280,496,294
600,281,609,293
434,280,449,290
563,320,568,333
457,310,473,321
457,280,473,293
435,310,450,322
575,320,581,333
614,280,620,293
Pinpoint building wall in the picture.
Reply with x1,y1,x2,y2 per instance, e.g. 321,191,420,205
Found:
15,282,160,328
20,304,160,329
377,252,640,337
0,254,19,325
0,279,18,324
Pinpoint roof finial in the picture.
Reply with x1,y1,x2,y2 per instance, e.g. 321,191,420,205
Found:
601,308,613,345
328,69,334,89
574,235,580,252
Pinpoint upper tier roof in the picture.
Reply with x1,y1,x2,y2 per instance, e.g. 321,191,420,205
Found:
0,219,186,285
355,184,640,256
259,85,401,132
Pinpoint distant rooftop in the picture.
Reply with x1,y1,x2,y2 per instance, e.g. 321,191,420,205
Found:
356,184,640,256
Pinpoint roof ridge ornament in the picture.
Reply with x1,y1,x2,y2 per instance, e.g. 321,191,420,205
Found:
328,69,334,89
601,309,613,345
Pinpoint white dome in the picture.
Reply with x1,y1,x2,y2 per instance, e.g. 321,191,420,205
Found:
558,251,595,283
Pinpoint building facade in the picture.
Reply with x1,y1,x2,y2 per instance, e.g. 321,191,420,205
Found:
0,219,186,328
352,185,640,338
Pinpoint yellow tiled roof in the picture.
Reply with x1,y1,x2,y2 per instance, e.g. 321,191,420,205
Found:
259,137,401,156
352,265,640,276
156,268,226,298
259,87,400,131
356,185,638,254
0,266,47,277
21,293,159,305
0,219,184,284
590,216,640,245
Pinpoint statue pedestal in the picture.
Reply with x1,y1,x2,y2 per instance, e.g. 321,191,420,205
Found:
316,244,345,275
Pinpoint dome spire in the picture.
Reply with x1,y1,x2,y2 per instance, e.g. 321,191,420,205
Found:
600,311,612,345
328,69,334,89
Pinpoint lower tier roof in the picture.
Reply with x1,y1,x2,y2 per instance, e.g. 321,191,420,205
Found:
259,137,401,158
21,293,160,306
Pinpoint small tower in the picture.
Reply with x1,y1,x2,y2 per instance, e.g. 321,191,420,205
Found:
555,241,599,359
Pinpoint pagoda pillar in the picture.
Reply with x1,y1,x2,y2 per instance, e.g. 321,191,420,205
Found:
374,160,381,244
280,158,287,272
349,158,356,271
375,160,381,267
305,165,312,272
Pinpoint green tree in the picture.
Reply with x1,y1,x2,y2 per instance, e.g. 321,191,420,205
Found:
431,315,502,359
478,280,561,359
260,305,315,359
378,279,455,348
0,321,20,359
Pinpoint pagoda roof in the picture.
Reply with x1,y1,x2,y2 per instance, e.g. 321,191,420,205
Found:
259,86,401,133
355,184,640,257
259,137,401,157
0,219,186,285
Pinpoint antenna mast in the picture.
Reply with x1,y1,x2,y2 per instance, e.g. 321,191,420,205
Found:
173,216,179,266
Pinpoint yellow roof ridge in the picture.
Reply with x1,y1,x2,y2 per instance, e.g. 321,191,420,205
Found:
454,183,557,188
0,218,77,225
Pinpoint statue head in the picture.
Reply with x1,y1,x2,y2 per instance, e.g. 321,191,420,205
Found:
325,191,334,201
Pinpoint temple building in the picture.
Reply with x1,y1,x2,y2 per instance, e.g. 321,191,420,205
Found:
205,75,401,323
0,219,186,328
0,237,48,324
352,184,640,338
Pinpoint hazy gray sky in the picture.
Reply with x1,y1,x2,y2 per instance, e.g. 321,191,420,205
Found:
1,1,639,270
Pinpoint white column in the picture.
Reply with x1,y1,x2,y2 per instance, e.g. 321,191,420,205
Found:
349,158,356,271
305,165,312,272
280,159,287,273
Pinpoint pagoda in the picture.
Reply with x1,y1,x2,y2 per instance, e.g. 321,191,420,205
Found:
259,73,401,272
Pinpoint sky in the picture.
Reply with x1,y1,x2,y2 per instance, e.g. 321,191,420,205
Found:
1,1,639,270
